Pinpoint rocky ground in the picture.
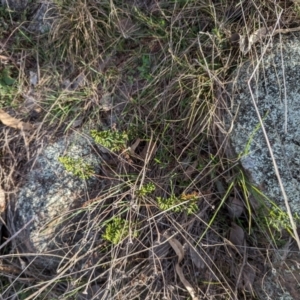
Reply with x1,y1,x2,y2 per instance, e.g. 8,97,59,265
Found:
1,1,300,299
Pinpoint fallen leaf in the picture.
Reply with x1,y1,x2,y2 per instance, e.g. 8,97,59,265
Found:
230,33,240,44
0,188,5,213
164,231,198,300
71,118,83,128
0,188,6,240
0,109,33,130
129,138,141,154
167,236,184,262
0,55,9,61
227,197,244,219
229,222,245,247
175,263,198,300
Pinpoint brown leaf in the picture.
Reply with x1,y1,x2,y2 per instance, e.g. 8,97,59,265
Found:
164,231,198,300
229,222,245,247
175,263,198,300
0,188,5,213
129,138,141,154
167,236,184,263
230,33,240,44
0,109,33,130
71,118,83,128
0,55,9,61
227,197,244,219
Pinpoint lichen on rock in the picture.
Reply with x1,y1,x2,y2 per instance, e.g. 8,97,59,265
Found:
14,131,103,268
226,32,300,216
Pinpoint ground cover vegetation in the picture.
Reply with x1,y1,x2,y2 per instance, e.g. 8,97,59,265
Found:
0,0,300,299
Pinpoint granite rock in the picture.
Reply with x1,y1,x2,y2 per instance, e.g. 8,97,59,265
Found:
1,0,28,11
14,131,103,268
226,32,300,216
27,1,56,34
225,32,300,300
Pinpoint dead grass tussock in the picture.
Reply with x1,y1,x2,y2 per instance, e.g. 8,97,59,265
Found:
1,0,300,299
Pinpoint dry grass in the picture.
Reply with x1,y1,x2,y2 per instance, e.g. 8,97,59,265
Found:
1,0,300,299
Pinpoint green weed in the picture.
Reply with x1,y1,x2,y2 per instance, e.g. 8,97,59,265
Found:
102,217,137,245
137,55,152,81
267,205,300,236
136,182,156,197
91,129,128,152
294,3,300,17
0,67,17,108
58,156,94,179
156,193,198,215
0,68,15,86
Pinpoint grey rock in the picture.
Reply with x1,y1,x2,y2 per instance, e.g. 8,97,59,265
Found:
226,32,300,216
225,33,300,300
14,131,103,268
1,0,28,11
27,1,56,34
0,0,55,33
